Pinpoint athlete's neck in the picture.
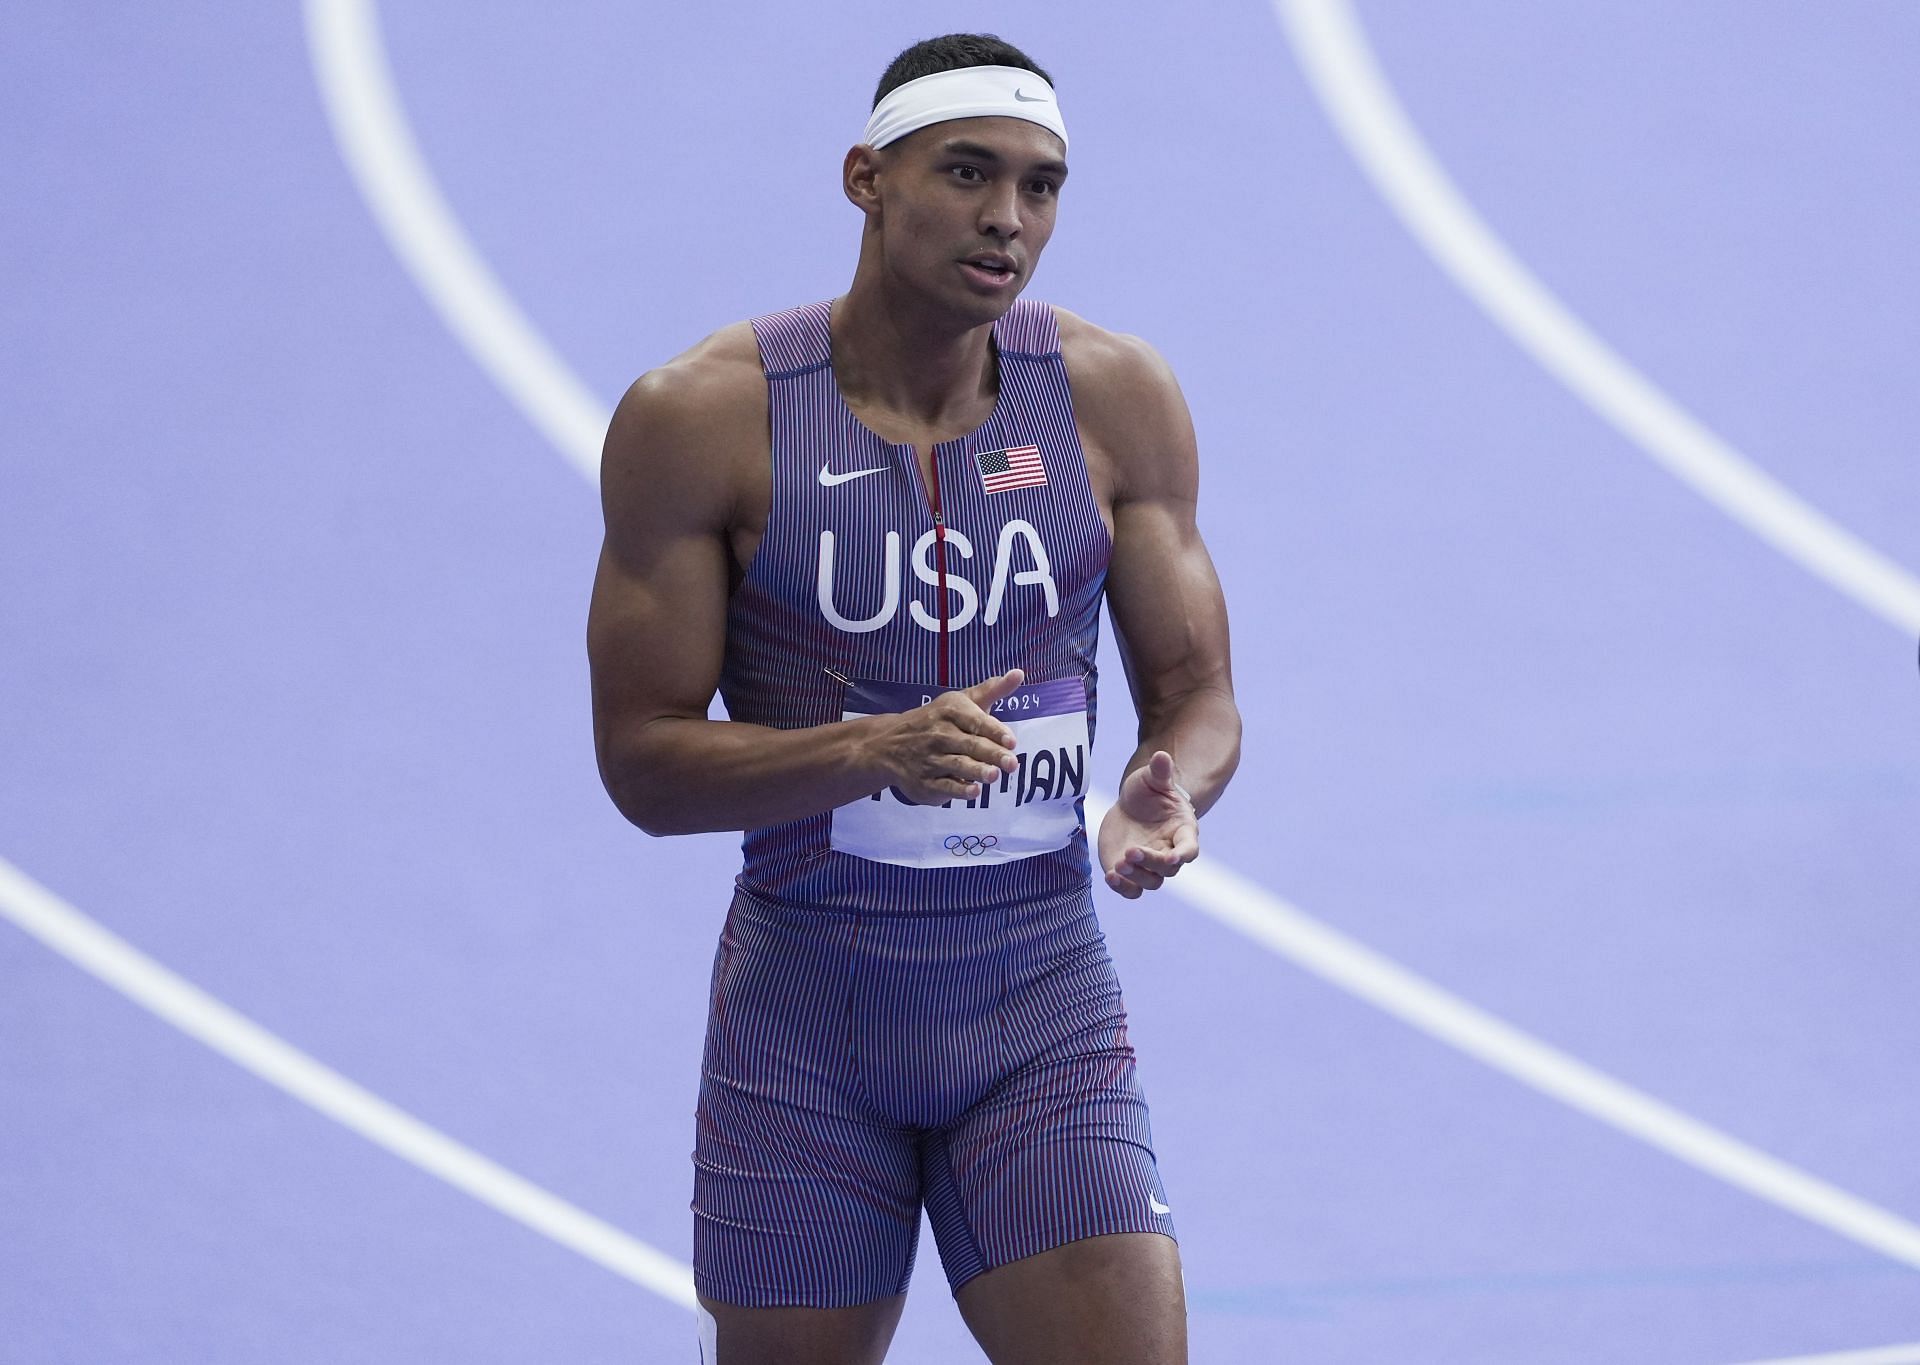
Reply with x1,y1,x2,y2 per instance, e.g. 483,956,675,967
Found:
830,278,998,439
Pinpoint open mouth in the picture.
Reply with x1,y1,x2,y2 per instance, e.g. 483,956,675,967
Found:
961,259,1016,285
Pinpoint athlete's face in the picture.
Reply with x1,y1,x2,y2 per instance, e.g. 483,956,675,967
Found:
857,116,1069,322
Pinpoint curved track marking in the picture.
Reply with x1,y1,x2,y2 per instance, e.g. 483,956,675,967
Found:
303,0,604,479
0,857,698,1309
1273,0,1920,635
1730,1345,1920,1365
300,0,1920,1283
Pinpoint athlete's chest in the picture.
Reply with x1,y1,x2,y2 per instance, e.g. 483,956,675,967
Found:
724,362,1112,677
726,422,1117,583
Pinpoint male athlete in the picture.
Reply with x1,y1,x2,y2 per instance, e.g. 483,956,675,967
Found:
587,33,1239,1365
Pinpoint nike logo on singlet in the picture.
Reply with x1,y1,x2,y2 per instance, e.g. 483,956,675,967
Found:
818,461,889,487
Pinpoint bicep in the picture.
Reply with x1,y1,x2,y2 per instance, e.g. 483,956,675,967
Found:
1105,497,1233,715
586,379,735,755
587,531,729,736
1099,344,1234,712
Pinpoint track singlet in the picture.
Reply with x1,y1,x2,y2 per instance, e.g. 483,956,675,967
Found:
719,298,1112,914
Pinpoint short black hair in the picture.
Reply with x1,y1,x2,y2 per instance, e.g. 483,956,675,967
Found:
872,33,1054,108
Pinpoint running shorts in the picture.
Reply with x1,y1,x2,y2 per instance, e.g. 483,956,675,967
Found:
691,883,1175,1307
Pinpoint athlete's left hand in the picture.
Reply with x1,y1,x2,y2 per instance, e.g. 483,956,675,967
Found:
1098,750,1198,899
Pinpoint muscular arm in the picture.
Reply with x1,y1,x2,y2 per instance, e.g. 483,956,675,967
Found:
1058,323,1239,898
587,338,1020,836
1072,324,1241,815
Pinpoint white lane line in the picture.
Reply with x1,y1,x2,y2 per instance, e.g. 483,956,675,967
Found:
302,0,605,481
0,856,698,1312
1728,1346,1920,1365
1084,802,1920,1272
1272,0,1920,636
303,0,1920,1277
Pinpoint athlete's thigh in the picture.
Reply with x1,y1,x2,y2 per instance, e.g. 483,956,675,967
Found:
694,892,922,1308
920,890,1176,1291
700,1293,907,1365
954,1232,1186,1365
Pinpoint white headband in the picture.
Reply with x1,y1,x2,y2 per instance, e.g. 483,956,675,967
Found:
862,65,1068,155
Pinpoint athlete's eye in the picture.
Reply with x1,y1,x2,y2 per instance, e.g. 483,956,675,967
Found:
950,164,986,182
1027,179,1058,197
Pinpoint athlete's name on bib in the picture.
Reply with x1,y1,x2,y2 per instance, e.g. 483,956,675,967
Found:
849,676,1087,808
872,725,1085,811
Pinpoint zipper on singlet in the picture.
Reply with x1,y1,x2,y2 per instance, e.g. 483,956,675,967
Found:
927,447,952,687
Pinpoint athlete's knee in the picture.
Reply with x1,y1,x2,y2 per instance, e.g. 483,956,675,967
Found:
696,1293,906,1365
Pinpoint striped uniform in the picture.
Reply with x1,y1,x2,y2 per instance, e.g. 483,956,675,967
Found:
693,297,1174,1308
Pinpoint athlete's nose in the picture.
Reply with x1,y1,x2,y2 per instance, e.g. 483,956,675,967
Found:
978,181,1022,240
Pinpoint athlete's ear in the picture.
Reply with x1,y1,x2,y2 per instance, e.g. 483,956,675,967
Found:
844,143,884,217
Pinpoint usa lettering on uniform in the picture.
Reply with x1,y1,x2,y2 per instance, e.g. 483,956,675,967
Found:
816,517,1061,634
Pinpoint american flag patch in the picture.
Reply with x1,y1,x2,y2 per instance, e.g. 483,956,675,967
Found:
974,444,1047,494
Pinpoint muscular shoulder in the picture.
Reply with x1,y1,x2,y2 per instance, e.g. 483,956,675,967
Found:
608,321,764,466
601,321,766,537
1054,306,1174,392
1052,306,1196,504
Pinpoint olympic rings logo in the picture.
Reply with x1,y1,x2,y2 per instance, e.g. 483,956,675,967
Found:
943,834,999,857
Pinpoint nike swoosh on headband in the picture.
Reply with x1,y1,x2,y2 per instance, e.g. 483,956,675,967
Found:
1013,89,1048,102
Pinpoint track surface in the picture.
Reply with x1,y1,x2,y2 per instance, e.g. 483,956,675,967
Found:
3,3,1917,1360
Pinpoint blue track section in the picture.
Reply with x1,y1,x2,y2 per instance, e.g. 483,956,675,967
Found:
3,3,1916,1361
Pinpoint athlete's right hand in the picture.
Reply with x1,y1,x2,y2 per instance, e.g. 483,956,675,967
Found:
867,668,1025,805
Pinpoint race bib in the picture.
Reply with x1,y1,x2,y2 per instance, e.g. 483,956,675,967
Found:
831,676,1090,868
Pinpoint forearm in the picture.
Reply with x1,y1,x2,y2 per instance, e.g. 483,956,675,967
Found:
599,714,888,836
1124,685,1241,816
